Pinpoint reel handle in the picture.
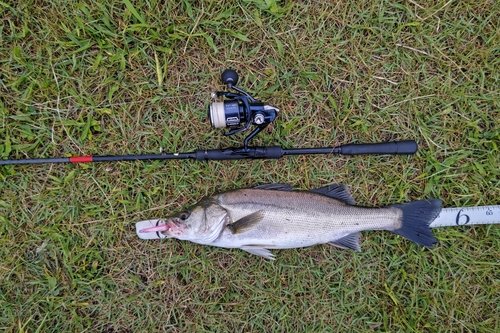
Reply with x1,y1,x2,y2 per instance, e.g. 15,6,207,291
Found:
221,69,239,86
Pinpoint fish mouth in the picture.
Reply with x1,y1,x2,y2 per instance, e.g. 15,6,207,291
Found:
139,219,183,236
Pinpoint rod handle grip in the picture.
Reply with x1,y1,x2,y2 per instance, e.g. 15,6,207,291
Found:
340,140,418,155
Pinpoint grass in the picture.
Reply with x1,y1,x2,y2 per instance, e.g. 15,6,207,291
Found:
1,0,499,331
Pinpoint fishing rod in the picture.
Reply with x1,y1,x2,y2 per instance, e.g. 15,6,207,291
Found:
0,69,418,166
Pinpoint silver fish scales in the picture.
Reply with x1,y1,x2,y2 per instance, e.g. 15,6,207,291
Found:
140,184,442,260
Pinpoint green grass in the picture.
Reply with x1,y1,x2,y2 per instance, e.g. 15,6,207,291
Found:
1,0,499,331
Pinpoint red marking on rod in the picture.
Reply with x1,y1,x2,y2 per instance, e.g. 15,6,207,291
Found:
70,156,93,163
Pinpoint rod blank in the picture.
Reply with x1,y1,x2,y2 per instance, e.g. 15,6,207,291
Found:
0,140,417,165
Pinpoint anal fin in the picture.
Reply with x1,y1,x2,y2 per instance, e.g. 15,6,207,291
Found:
328,233,361,251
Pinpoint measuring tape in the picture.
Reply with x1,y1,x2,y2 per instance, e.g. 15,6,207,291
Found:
430,205,500,228
135,205,500,240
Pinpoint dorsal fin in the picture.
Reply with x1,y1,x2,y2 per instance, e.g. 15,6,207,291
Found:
309,184,355,205
254,183,293,191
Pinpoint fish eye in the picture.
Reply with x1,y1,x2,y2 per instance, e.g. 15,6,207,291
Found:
179,211,190,221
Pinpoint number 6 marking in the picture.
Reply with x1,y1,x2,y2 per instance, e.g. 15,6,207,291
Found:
456,209,470,225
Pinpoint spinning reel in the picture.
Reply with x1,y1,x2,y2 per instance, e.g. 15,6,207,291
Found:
208,69,279,150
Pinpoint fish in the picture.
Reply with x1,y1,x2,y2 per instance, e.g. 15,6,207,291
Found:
139,183,442,260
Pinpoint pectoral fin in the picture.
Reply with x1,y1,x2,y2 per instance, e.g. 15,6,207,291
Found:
328,232,361,251
226,210,265,234
240,245,275,260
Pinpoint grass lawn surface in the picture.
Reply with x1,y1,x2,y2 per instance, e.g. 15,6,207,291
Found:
1,0,499,332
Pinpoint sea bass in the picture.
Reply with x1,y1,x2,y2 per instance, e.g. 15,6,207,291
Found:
139,184,442,260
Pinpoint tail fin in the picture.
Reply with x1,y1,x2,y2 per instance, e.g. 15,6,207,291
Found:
389,199,442,247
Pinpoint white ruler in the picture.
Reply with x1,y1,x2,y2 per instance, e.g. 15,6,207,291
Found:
430,205,500,228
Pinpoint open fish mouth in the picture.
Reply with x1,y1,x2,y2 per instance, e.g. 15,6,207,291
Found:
135,219,167,240
136,219,186,239
139,221,172,233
